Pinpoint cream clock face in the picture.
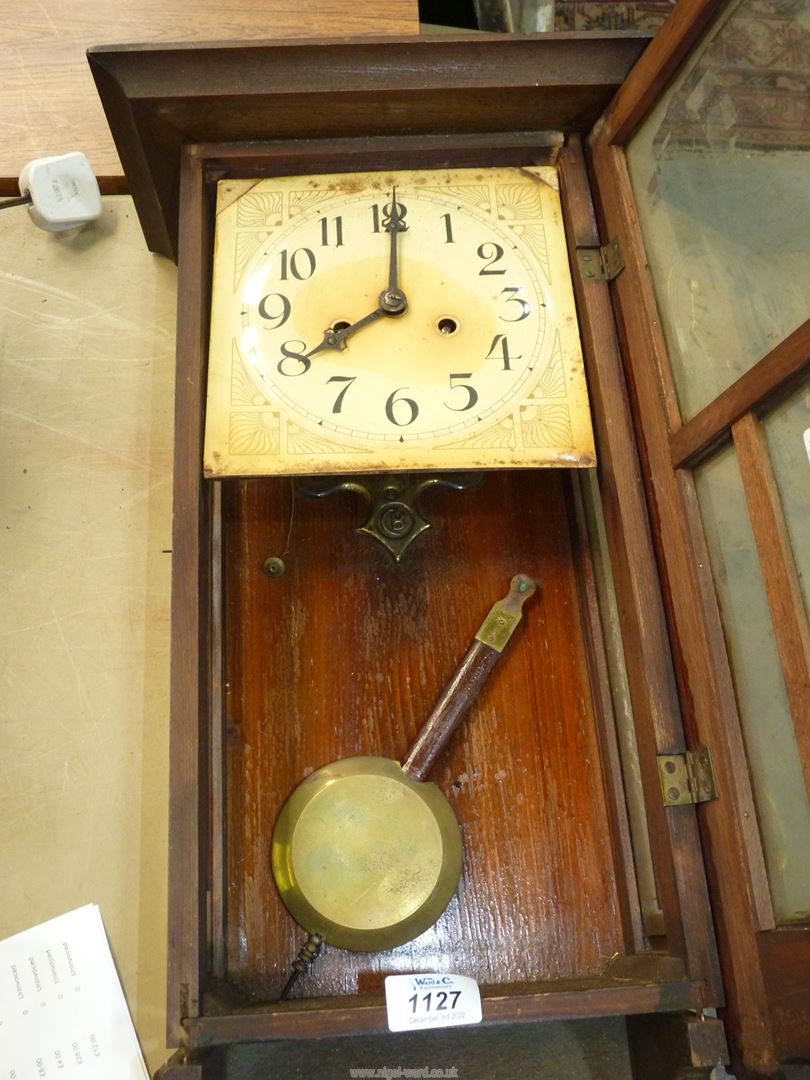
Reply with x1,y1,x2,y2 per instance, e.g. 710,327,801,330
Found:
204,167,594,476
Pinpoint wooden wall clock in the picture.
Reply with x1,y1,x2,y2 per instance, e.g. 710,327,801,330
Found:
87,12,805,1078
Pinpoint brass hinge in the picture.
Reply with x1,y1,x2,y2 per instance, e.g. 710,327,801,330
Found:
577,237,624,282
658,747,717,806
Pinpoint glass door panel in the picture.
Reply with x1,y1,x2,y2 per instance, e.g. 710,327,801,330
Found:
625,0,810,420
695,441,810,923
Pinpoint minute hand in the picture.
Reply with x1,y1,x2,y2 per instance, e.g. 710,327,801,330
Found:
381,189,408,316
304,308,385,358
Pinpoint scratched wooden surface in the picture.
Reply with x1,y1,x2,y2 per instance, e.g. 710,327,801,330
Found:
223,469,623,999
0,0,417,188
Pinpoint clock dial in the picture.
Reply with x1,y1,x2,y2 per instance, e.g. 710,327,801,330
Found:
204,167,594,476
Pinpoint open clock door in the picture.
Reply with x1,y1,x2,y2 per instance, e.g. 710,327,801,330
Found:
588,0,810,1074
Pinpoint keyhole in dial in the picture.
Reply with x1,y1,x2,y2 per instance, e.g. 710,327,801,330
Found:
436,317,459,336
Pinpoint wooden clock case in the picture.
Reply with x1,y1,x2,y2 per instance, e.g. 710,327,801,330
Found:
89,6,810,1076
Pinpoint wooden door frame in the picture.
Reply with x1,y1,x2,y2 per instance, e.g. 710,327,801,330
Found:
587,0,810,1073
558,135,721,999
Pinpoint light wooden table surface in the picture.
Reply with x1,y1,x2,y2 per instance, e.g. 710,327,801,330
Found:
0,3,417,1074
0,0,417,188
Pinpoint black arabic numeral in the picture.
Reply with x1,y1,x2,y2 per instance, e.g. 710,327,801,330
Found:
326,375,356,413
385,386,419,427
499,286,531,322
477,242,506,275
370,203,382,233
277,340,312,377
320,216,344,247
486,333,522,372
257,292,291,329
382,198,408,228
279,247,316,281
446,372,478,412
436,992,448,1011
441,213,455,244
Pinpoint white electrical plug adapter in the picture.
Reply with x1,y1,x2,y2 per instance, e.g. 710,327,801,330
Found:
17,152,102,232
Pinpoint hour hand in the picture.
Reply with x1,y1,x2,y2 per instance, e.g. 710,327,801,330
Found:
304,307,385,358
381,188,408,317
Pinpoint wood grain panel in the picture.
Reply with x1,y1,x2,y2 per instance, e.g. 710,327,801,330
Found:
0,0,417,186
758,930,810,1064
567,474,646,955
222,470,623,1000
186,977,703,1045
166,148,213,1046
559,136,721,995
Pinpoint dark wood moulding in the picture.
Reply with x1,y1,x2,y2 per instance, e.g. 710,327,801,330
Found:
87,32,650,259
186,971,704,1047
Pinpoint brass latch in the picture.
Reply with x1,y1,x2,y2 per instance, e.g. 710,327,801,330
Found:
658,748,717,806
577,237,624,282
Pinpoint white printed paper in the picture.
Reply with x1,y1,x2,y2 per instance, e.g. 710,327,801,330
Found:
0,905,148,1080
384,973,482,1033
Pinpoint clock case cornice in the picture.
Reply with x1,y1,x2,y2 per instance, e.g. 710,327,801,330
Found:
87,32,651,261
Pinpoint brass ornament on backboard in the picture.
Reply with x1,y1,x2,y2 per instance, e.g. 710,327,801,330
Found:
297,471,484,561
